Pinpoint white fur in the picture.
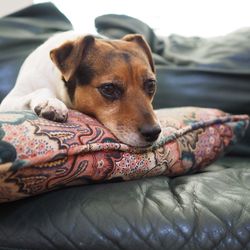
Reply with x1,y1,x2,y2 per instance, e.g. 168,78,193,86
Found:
0,31,83,113
0,31,161,146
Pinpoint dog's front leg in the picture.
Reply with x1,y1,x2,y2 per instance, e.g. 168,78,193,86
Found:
29,88,68,122
0,88,68,122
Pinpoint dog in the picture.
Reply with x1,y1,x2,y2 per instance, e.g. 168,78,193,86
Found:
0,31,161,147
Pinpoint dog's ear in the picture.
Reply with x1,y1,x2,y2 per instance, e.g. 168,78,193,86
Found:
122,34,155,73
50,35,95,81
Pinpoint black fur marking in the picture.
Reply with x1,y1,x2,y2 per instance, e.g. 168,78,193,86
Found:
62,64,95,102
103,51,133,75
121,52,131,63
56,43,73,70
42,110,56,120
84,35,95,46
76,64,95,85
121,52,132,74
62,77,76,102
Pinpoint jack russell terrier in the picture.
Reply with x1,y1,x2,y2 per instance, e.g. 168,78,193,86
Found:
0,31,161,147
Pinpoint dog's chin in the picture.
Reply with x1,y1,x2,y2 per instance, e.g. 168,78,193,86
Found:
123,140,153,148
114,133,155,148
103,124,158,148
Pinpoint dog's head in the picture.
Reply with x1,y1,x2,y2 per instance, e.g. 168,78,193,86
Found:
50,34,161,147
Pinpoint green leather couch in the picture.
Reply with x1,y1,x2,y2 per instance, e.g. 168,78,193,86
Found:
0,3,249,250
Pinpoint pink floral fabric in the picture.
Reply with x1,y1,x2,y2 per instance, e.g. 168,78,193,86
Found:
0,107,249,202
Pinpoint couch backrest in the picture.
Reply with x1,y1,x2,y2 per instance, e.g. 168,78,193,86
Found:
0,2,72,102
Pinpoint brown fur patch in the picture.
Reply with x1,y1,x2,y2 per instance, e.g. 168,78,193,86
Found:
51,34,160,146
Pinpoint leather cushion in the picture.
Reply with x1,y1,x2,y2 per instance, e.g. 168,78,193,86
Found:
0,156,250,250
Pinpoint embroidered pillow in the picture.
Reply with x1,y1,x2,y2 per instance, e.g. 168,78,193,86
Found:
0,107,249,202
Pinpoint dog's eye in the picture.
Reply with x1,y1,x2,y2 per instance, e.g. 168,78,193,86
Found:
144,79,156,96
98,83,123,101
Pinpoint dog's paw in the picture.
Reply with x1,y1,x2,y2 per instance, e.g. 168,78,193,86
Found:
33,98,68,122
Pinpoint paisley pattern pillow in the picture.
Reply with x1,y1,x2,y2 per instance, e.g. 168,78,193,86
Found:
0,107,249,202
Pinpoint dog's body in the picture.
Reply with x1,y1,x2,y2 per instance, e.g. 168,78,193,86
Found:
0,31,77,114
0,31,161,147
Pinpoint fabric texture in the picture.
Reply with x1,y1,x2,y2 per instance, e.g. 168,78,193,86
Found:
0,107,248,202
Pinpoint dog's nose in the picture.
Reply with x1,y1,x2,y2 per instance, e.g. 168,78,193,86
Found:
139,124,161,142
